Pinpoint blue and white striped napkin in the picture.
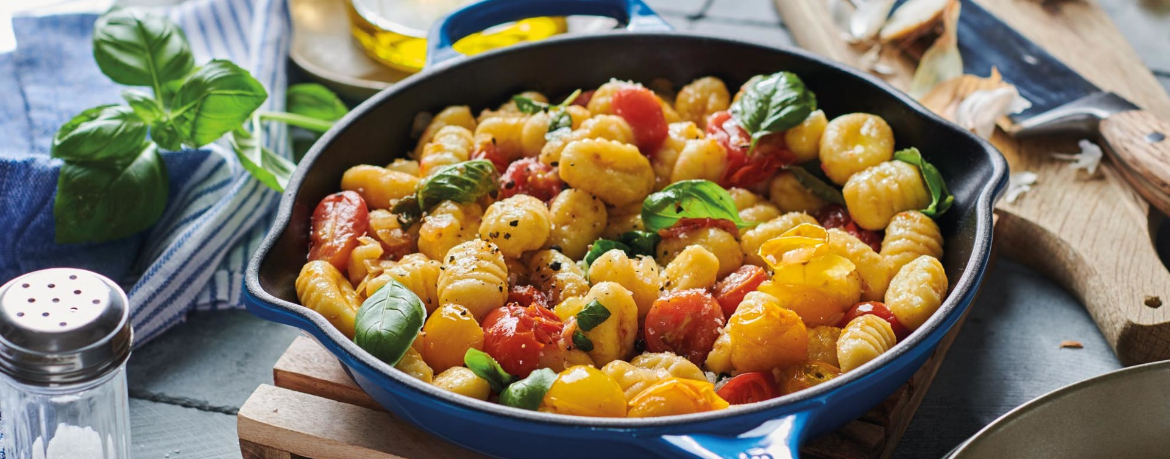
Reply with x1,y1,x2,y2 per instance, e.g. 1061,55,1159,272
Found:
0,0,291,346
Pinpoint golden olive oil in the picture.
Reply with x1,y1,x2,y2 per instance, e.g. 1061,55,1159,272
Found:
348,0,566,73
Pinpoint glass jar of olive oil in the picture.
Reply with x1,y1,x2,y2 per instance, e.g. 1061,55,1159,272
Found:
348,0,567,73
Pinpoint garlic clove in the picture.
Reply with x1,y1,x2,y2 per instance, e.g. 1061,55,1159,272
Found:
878,0,953,43
907,0,962,98
850,0,897,43
954,86,1031,139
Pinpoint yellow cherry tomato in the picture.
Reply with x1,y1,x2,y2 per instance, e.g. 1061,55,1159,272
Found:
539,365,627,417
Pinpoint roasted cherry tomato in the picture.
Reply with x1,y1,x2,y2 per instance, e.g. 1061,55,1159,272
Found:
482,304,564,377
716,371,780,405
508,284,549,309
612,86,668,155
657,217,740,239
775,361,841,395
499,157,564,202
713,265,768,318
644,289,726,365
839,301,910,341
471,136,510,172
815,204,882,252
308,191,369,272
705,111,795,188
571,90,595,108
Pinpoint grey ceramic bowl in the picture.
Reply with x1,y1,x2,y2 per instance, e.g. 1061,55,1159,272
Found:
947,360,1170,458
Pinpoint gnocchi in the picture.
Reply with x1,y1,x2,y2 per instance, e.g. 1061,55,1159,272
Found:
297,73,957,418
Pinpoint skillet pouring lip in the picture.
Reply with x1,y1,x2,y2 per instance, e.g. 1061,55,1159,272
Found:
245,31,1008,429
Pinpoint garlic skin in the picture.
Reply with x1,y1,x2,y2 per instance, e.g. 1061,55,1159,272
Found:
908,0,962,98
850,0,897,43
954,86,1032,139
1050,140,1103,176
1005,171,1038,204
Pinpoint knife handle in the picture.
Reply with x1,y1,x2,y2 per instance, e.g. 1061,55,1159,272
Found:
1100,110,1170,216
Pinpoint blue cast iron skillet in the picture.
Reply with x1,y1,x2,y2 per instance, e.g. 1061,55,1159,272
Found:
244,0,1008,457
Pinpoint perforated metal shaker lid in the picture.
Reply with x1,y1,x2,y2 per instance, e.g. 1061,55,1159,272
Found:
0,268,132,385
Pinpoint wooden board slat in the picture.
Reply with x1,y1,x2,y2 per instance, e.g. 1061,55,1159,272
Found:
773,0,1170,365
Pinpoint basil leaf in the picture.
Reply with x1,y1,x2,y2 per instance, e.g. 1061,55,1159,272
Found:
512,96,547,114
583,239,631,267
730,71,816,153
618,230,660,257
150,119,184,151
464,348,516,393
576,299,611,331
169,60,268,148
122,90,164,125
228,125,295,192
893,147,954,217
54,143,168,244
392,194,423,227
641,180,751,233
92,9,194,90
286,83,348,122
416,159,498,210
571,330,594,352
547,109,572,135
51,105,148,163
499,368,556,410
786,164,845,206
354,279,426,366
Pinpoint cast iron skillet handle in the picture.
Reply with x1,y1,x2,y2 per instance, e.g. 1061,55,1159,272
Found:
657,412,811,459
425,0,672,68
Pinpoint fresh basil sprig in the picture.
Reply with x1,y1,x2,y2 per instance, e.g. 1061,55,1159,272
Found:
51,10,347,244
464,348,516,393
893,147,954,217
582,230,660,267
786,164,845,206
571,330,594,352
512,90,581,142
393,160,498,226
54,144,168,244
354,279,427,366
641,180,753,233
730,72,817,154
499,368,556,410
52,105,148,162
576,299,611,331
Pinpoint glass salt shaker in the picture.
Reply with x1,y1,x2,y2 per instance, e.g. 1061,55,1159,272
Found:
0,268,133,459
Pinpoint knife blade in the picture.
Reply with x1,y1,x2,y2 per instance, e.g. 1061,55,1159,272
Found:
952,0,1170,214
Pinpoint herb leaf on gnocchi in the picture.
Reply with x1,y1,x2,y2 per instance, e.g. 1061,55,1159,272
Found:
730,71,817,153
893,148,954,217
641,180,752,232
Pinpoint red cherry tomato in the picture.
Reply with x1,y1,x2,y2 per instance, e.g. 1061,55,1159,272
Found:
308,191,369,272
612,86,668,155
657,217,740,239
499,157,564,202
644,289,726,365
716,372,781,405
482,304,565,377
705,111,795,188
815,205,882,252
839,301,910,341
713,265,768,318
471,137,510,172
571,90,595,107
507,285,549,309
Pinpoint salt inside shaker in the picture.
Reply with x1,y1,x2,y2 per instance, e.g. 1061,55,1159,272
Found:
0,268,133,459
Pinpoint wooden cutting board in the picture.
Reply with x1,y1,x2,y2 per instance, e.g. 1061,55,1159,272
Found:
775,0,1170,365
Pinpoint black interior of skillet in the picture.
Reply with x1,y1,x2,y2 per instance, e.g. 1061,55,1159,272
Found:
258,33,994,304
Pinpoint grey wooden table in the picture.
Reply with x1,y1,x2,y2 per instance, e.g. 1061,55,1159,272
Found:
123,0,1170,457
